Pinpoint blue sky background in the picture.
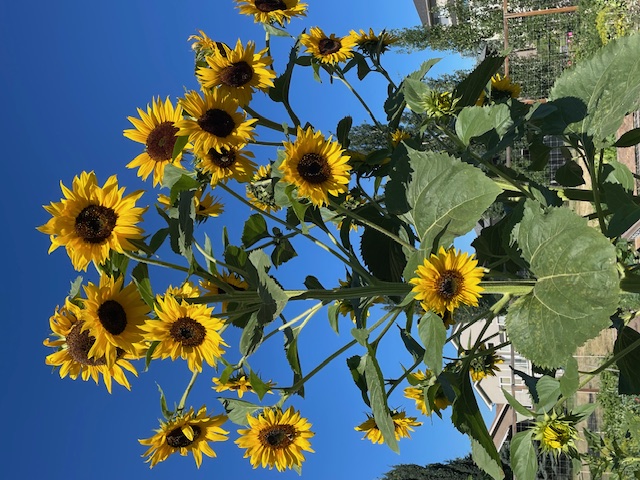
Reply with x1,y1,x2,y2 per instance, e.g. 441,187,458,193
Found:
1,1,486,478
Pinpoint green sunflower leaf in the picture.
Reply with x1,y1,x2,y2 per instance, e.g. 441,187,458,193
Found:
283,326,304,397
248,370,271,400
405,148,502,251
455,103,512,146
417,311,446,376
346,355,370,407
549,33,640,147
454,54,505,109
271,235,297,267
218,398,260,426
614,127,640,147
363,351,399,453
171,135,189,161
248,250,288,325
613,326,640,395
241,214,270,248
239,313,263,357
131,263,154,309
506,201,619,368
510,430,538,480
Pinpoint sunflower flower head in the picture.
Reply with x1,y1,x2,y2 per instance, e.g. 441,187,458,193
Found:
465,343,504,382
403,369,451,416
300,27,357,65
477,73,521,105
142,294,227,372
158,189,225,221
236,406,315,472
246,164,280,213
390,128,411,147
279,126,351,207
188,30,228,56
44,299,138,393
235,0,308,27
200,271,249,312
212,372,275,398
351,28,398,55
420,90,459,121
176,89,257,156
196,144,257,185
37,171,146,272
532,411,579,458
140,406,228,468
197,39,276,106
355,410,422,444
409,246,484,317
123,96,188,186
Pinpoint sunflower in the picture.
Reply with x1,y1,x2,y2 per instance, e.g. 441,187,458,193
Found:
200,270,249,312
37,171,146,272
188,30,228,56
157,189,225,221
197,39,276,107
195,144,256,185
477,74,521,105
176,90,257,155
75,274,149,367
355,411,422,444
300,27,357,64
279,127,351,207
142,294,227,372
350,28,398,55
212,373,275,399
403,370,451,415
44,299,138,393
246,164,280,213
421,91,459,120
140,406,228,468
390,128,411,147
162,282,202,300
236,407,315,472
466,343,504,382
235,0,307,26
409,247,484,316
123,96,187,186
532,411,579,457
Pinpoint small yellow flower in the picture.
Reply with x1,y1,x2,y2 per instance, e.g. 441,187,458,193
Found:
403,369,451,415
355,411,422,444
532,411,579,457
212,373,275,398
477,74,521,105
157,189,224,221
465,343,504,382
390,128,410,147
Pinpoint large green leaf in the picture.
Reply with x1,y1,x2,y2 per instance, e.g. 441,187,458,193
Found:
363,351,399,453
510,430,538,480
614,326,640,395
455,104,512,146
405,148,502,251
507,201,619,368
454,55,505,109
248,250,288,325
549,33,640,146
417,311,446,376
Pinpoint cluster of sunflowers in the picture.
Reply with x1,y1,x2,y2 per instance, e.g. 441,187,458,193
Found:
38,0,598,476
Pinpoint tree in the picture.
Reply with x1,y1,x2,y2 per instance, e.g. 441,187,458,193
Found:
380,455,494,480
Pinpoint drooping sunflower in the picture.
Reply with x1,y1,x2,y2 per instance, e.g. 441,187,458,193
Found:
123,96,187,186
403,369,451,415
477,73,522,105
142,294,227,373
176,90,257,155
76,274,149,367
279,126,351,207
355,411,422,444
37,171,146,272
350,28,398,55
532,411,579,457
235,0,307,26
188,30,228,56
195,144,256,185
246,164,280,213
140,406,229,468
200,270,249,312
157,189,225,221
212,373,275,399
44,299,138,393
300,27,357,65
197,39,276,106
409,246,484,316
236,407,315,472
466,343,504,382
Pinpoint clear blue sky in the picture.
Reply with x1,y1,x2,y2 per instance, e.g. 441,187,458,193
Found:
1,1,482,478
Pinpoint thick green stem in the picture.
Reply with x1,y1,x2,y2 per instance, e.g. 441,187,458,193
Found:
177,370,199,411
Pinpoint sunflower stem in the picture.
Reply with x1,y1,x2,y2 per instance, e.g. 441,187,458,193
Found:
480,281,534,296
332,69,382,128
122,250,190,273
244,105,286,133
177,370,199,411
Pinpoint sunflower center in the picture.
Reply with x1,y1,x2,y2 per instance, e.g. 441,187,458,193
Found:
318,37,342,55
219,61,254,88
146,121,179,161
492,88,514,102
170,317,206,347
97,299,128,335
166,425,201,448
259,424,297,449
206,147,236,169
255,0,286,12
198,109,236,138
297,153,331,184
66,324,107,366
436,270,464,300
75,205,118,244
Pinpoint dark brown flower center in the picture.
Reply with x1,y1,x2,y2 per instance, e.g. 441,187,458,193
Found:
219,61,254,88
198,108,236,138
66,323,107,366
170,317,206,347
166,425,201,448
297,153,331,184
146,121,179,161
75,204,117,244
206,147,236,169
259,424,297,449
436,270,464,300
255,0,286,12
98,299,128,335
318,37,342,55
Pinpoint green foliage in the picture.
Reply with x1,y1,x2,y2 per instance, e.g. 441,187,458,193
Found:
380,455,494,480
